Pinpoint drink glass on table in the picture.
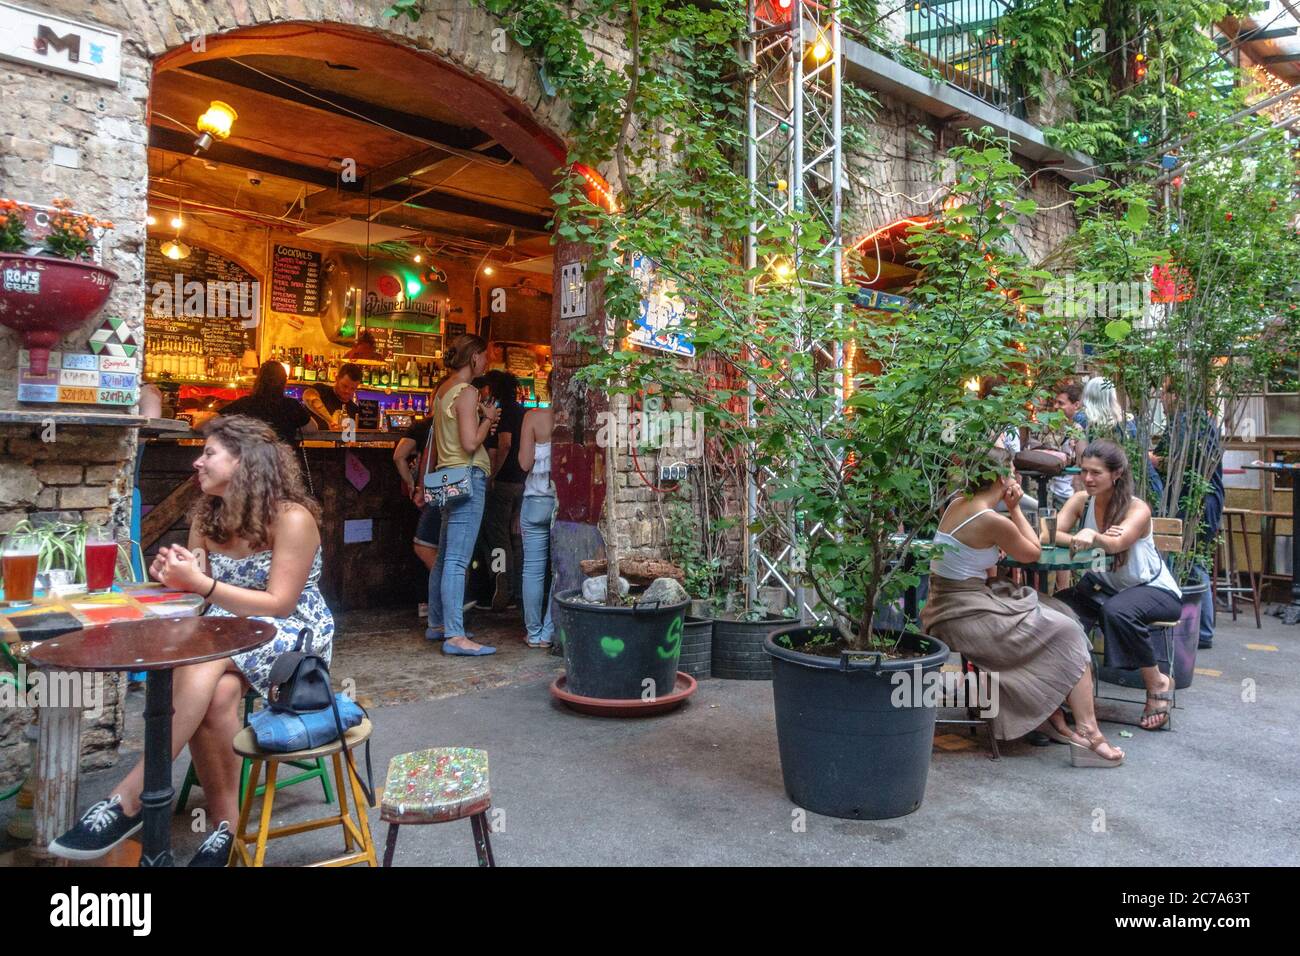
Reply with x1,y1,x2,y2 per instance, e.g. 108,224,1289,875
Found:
84,525,118,592
2,534,40,603
1040,508,1057,546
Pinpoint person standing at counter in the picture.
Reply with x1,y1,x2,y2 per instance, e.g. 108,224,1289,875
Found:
482,369,526,611
219,360,317,445
393,410,440,576
302,363,362,430
428,334,501,656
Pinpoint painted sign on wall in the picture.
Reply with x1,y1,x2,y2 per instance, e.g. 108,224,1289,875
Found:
627,253,694,357
0,2,122,85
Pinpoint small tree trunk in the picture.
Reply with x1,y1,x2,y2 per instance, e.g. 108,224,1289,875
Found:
603,436,621,606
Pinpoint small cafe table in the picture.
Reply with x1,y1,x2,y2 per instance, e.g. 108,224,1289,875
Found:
1243,460,1300,623
1000,545,1110,593
1,584,206,856
28,614,274,866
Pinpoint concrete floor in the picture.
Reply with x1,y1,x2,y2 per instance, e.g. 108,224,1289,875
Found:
3,604,1296,866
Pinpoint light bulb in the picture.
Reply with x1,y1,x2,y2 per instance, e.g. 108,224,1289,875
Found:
171,215,184,230
146,214,157,226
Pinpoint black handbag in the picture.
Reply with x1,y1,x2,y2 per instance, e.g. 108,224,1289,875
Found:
265,629,374,805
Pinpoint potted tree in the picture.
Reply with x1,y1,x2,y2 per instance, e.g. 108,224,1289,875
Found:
1059,82,1300,679
0,197,117,376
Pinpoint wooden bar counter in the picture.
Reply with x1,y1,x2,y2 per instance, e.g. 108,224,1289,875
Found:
140,430,426,612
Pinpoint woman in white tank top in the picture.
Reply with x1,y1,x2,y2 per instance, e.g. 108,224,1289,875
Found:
1053,439,1182,731
517,381,556,648
922,449,1123,766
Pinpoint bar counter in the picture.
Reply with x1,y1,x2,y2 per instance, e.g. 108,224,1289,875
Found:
141,428,427,612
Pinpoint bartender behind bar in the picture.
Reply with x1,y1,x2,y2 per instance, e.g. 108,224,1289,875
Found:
303,363,363,429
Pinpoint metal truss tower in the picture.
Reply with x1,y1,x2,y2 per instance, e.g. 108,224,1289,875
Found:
744,0,844,620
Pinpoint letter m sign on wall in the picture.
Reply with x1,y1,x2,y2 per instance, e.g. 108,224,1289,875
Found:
0,2,121,85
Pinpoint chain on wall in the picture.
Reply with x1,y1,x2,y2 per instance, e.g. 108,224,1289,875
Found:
745,0,844,620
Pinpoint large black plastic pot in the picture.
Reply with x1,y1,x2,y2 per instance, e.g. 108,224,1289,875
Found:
1097,579,1206,690
711,615,789,680
553,589,689,700
766,625,949,820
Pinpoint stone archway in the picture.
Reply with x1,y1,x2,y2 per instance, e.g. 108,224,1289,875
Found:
136,2,609,523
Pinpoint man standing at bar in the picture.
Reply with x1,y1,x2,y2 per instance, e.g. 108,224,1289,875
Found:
303,363,362,430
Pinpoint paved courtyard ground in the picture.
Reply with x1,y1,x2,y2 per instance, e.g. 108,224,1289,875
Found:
3,604,1296,866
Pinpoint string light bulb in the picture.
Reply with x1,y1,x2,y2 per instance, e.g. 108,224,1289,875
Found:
194,101,237,153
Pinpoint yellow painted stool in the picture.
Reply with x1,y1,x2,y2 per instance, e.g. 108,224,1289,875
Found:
231,719,377,867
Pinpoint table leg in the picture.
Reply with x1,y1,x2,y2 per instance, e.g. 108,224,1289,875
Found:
139,669,174,867
1281,490,1300,625
32,672,81,861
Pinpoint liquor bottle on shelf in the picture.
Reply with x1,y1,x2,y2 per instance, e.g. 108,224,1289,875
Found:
305,354,317,382
379,363,391,387
292,349,303,381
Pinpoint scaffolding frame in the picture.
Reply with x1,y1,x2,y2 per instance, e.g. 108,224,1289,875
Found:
744,0,844,621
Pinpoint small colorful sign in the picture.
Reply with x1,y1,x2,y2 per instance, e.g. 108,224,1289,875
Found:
18,350,139,407
88,314,143,357
0,2,122,86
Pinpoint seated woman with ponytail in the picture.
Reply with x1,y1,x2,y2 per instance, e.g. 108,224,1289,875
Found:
1053,439,1182,732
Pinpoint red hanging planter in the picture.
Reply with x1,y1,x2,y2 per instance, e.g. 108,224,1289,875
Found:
0,253,118,375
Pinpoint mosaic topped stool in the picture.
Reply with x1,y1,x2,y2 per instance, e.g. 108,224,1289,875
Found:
380,748,495,867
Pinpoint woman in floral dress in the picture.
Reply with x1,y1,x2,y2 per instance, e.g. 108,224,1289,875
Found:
50,415,331,866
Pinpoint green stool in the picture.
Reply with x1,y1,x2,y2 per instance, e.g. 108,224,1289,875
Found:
176,691,333,814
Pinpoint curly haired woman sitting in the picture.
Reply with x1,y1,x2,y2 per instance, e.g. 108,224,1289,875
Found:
50,415,331,866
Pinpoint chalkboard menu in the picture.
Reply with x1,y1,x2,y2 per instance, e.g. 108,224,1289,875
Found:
270,244,322,315
387,330,442,358
144,237,258,375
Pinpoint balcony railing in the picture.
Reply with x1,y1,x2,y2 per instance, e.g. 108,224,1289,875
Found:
904,0,1024,117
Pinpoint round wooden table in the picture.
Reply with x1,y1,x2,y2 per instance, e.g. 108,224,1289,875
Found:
28,616,275,867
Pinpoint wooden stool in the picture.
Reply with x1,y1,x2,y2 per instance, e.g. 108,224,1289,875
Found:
1214,509,1262,628
380,748,495,867
231,719,376,867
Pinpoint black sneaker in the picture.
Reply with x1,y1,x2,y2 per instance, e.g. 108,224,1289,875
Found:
187,821,234,867
49,795,142,860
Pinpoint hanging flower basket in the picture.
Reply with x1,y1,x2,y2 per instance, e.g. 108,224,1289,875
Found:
0,253,118,375
0,197,117,376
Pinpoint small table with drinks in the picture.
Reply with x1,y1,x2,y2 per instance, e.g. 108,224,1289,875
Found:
1000,546,1110,593
1,526,208,860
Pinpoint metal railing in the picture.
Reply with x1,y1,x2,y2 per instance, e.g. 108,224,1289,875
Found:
904,0,1024,116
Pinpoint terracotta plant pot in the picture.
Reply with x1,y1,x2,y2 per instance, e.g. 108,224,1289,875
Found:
0,252,118,375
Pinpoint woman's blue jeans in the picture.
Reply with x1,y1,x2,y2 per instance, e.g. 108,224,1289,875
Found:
428,467,488,637
520,494,556,644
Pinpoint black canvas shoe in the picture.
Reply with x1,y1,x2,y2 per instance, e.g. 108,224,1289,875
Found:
187,821,234,867
49,795,142,860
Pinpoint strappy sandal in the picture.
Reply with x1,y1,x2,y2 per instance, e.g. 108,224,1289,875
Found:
1140,690,1174,731
1069,730,1125,768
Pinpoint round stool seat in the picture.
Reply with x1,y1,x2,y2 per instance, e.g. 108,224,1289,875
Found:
381,748,491,825
233,718,373,760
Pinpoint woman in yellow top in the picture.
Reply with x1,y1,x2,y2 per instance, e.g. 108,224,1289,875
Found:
428,334,502,655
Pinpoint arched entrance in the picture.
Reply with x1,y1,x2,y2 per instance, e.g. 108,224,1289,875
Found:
137,13,606,613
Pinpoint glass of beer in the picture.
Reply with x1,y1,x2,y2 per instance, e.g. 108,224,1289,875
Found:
84,525,118,592
2,533,40,603
1040,507,1057,547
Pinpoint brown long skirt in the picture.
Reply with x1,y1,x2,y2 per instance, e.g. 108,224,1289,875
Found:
920,575,1090,741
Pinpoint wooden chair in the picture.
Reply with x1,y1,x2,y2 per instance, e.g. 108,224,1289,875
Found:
933,656,1000,759
379,748,495,867
1089,517,1183,727
231,719,376,867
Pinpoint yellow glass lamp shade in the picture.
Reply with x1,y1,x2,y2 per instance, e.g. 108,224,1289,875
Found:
194,101,237,151
161,239,191,260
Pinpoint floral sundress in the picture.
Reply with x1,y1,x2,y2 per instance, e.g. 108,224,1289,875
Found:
205,548,334,697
